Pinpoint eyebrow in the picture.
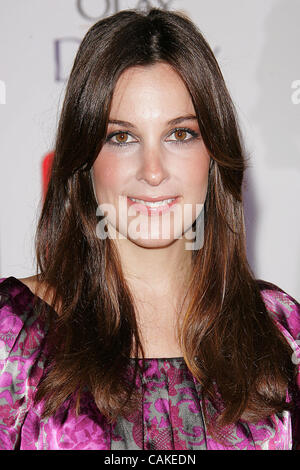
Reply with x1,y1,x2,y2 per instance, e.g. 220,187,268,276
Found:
108,114,198,128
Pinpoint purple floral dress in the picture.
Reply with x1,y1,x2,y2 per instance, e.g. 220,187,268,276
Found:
0,276,299,450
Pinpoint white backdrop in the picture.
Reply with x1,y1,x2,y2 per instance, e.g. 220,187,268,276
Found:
0,0,299,301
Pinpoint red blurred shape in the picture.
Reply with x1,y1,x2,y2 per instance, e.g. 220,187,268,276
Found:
42,151,54,200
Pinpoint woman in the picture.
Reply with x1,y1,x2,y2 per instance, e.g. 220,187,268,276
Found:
0,8,299,450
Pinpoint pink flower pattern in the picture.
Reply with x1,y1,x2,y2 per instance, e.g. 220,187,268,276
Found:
0,276,299,450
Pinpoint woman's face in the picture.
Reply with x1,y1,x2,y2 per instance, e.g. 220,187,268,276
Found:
92,62,211,248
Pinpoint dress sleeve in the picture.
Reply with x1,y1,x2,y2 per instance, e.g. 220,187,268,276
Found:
0,277,47,449
258,280,300,450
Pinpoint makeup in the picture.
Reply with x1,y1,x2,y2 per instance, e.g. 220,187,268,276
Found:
127,196,180,215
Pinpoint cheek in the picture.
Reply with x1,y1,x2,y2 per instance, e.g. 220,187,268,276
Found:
93,152,125,195
180,154,210,200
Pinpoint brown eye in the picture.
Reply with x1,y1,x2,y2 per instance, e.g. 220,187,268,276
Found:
115,132,128,143
174,130,187,141
106,131,138,146
166,128,198,144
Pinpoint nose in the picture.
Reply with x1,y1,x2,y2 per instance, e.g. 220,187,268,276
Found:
136,143,169,186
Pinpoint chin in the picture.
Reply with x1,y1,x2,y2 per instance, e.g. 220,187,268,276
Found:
127,235,179,249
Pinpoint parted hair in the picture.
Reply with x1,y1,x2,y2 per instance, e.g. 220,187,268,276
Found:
33,7,297,443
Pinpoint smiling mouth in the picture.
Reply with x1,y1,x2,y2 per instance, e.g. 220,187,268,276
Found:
127,196,180,214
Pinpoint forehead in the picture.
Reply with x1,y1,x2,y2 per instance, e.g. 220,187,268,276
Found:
109,62,195,120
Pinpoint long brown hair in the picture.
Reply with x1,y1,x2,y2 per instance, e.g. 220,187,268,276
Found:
33,8,297,442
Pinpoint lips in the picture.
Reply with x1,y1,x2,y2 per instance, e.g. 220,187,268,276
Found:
127,195,180,215
127,195,179,202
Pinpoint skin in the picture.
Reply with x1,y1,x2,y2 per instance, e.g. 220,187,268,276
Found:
92,62,211,356
20,62,211,357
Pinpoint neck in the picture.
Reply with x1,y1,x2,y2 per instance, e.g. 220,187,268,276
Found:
112,236,193,299
110,233,194,359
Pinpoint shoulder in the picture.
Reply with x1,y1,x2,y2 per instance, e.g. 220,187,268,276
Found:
257,279,300,382
257,279,300,340
0,276,50,359
0,277,51,448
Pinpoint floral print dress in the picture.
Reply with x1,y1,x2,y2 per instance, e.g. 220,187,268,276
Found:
0,276,299,450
